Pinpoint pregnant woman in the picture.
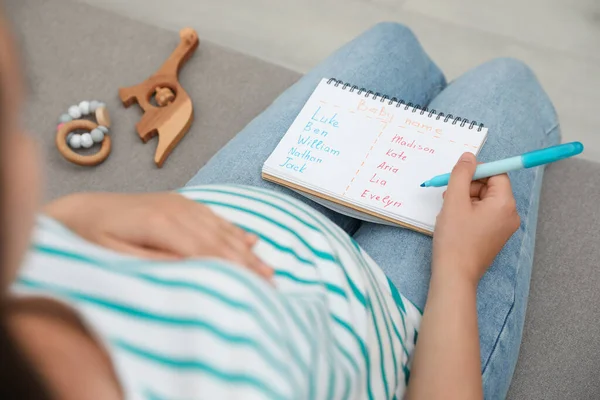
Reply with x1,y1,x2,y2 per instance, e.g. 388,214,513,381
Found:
0,18,558,400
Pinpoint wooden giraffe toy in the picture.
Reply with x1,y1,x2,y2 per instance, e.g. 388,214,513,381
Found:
119,28,199,167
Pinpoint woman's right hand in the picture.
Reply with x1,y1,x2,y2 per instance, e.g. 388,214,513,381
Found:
409,151,517,400
433,152,521,285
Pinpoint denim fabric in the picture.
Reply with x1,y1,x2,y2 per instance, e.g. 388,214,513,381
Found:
187,22,560,399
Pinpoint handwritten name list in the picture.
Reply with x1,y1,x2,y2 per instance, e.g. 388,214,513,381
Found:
263,78,488,230
278,105,341,173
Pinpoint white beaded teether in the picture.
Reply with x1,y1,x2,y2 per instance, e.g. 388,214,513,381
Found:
57,100,111,150
56,101,113,166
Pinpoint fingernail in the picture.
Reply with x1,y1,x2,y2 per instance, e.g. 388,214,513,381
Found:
459,152,474,162
262,263,274,276
246,233,258,245
263,263,274,273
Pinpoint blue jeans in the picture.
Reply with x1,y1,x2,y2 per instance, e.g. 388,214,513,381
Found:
187,22,560,399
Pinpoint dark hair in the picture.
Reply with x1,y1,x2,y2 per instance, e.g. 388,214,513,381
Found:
0,19,53,399
0,319,54,400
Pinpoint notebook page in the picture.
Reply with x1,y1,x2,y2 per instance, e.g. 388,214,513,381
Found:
343,102,488,228
263,78,488,230
263,79,389,195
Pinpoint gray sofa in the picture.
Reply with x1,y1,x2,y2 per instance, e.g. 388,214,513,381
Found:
9,0,600,398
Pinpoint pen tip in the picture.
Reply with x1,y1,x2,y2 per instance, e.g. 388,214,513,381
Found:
420,182,426,187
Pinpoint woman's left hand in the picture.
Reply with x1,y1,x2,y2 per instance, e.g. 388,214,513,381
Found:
43,192,273,278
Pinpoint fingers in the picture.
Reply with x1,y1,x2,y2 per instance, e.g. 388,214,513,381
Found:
469,181,485,198
101,236,181,260
179,202,273,280
112,194,274,281
481,173,513,199
142,212,205,257
444,181,486,199
245,233,259,246
214,219,273,279
445,152,478,206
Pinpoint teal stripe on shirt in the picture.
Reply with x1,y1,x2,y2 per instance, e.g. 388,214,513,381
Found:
356,249,404,382
225,185,414,388
200,199,336,262
33,244,286,344
231,186,389,398
179,187,321,232
304,306,320,400
32,242,324,375
238,186,370,308
331,313,375,400
274,270,347,299
16,277,297,387
30,184,419,399
112,339,287,400
235,224,316,266
120,257,319,380
314,299,337,400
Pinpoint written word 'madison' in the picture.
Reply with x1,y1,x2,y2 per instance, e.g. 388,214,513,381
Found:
390,134,435,154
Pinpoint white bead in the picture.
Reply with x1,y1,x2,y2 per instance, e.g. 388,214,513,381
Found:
68,105,82,119
89,100,101,112
90,128,104,143
58,113,72,123
80,133,94,148
78,101,91,116
69,133,82,149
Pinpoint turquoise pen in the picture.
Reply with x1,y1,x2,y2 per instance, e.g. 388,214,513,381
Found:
420,141,584,188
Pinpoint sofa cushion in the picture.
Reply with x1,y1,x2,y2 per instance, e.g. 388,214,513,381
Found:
507,158,600,400
7,0,299,202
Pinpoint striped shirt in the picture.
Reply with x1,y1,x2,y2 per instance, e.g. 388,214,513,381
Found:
13,185,421,400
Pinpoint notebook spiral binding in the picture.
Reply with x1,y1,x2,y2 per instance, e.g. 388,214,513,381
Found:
327,78,484,132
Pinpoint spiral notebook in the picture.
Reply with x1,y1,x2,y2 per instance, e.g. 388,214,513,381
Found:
262,78,489,234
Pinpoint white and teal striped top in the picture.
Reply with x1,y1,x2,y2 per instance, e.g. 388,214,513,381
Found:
13,185,421,400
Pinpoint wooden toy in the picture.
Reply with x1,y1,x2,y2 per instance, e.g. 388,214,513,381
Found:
96,106,111,128
155,87,175,107
56,119,112,166
55,101,112,166
119,28,200,167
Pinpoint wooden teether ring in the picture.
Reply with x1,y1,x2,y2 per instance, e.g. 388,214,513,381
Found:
56,120,112,166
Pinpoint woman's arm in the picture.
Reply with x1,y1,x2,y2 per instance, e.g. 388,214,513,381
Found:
407,270,482,399
407,153,520,400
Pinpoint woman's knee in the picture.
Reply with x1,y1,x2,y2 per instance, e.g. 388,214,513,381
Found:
358,22,422,56
367,22,416,42
473,58,548,102
481,57,535,81
478,59,553,109
476,58,559,138
354,22,444,90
